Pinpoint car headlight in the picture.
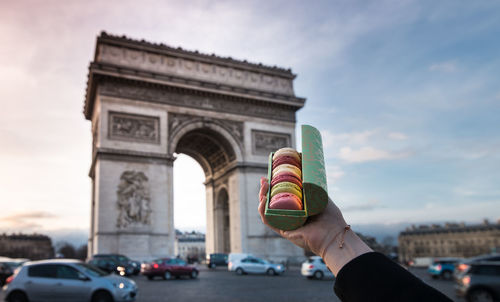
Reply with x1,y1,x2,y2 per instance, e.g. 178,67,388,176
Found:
113,282,131,289
277,265,282,270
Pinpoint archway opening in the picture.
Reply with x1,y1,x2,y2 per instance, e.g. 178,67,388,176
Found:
172,125,238,258
173,154,206,262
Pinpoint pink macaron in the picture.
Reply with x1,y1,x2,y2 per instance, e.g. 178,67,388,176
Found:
272,155,301,170
269,192,303,210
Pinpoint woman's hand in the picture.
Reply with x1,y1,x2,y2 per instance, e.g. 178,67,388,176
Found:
258,177,349,257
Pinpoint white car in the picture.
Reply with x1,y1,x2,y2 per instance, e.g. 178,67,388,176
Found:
229,257,285,276
301,256,335,280
3,259,137,302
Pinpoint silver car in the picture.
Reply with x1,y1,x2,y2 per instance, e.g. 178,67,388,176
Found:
229,257,285,275
3,259,137,302
301,256,335,280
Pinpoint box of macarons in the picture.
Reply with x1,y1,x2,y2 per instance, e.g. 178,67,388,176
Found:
265,125,328,231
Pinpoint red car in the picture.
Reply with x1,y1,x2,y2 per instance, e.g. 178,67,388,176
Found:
141,258,199,280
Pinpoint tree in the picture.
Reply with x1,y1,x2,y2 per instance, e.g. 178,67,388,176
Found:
57,242,76,258
75,244,88,260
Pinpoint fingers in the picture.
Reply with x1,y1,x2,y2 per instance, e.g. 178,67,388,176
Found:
258,177,283,235
259,177,269,203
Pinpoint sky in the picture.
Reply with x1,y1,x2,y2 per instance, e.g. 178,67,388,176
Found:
1,0,499,244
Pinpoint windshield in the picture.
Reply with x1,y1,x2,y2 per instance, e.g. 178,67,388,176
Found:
76,263,108,277
118,255,129,262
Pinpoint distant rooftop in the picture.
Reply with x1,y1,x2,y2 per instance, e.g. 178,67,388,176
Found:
400,220,500,236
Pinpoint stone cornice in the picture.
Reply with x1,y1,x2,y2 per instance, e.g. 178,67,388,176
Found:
84,33,306,120
89,148,175,178
84,63,305,120
84,72,304,122
97,32,295,78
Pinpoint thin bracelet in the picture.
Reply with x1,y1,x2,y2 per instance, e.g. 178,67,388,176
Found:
339,225,351,248
320,224,351,258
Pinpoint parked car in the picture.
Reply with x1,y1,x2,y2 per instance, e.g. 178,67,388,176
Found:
301,256,335,280
0,257,29,271
454,253,500,278
428,257,462,280
3,259,137,302
227,253,252,271
87,257,127,276
455,261,500,302
206,253,228,269
141,258,199,280
92,254,136,276
0,261,13,286
129,260,141,275
229,256,285,276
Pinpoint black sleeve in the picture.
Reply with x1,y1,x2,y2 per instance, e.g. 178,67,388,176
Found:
333,252,452,302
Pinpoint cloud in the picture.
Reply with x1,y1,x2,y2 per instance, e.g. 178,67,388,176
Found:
327,165,345,184
429,61,458,73
342,199,384,212
388,132,408,140
0,211,57,230
322,130,377,147
345,200,500,225
338,146,410,163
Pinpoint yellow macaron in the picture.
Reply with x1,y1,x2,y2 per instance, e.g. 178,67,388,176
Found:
270,181,303,200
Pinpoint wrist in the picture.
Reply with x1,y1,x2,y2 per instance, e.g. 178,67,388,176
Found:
322,228,373,276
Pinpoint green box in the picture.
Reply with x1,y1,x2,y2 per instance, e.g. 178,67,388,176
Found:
264,125,328,231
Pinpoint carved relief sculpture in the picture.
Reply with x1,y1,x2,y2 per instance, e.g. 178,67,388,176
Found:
116,171,152,228
109,111,160,144
252,130,291,155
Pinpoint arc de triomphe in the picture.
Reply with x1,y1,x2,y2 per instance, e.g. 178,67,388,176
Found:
84,32,305,261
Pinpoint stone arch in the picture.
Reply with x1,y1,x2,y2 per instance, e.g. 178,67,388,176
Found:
169,118,243,178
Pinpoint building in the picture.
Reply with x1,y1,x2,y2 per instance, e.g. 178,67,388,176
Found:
398,220,500,263
174,231,205,262
84,32,306,261
0,233,54,260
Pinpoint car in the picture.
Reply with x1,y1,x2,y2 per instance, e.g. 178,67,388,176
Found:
87,257,127,276
3,259,137,302
141,258,199,280
428,257,462,280
91,254,136,276
0,262,13,286
227,253,253,271
455,261,500,302
206,253,228,269
229,256,285,276
301,256,335,280
454,253,500,278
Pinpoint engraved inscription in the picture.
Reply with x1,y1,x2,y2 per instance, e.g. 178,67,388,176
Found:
109,111,160,144
116,171,152,228
252,130,291,155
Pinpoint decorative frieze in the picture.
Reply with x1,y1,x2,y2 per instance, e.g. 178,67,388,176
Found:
251,130,291,155
116,171,152,228
97,44,295,96
99,81,296,122
108,111,160,144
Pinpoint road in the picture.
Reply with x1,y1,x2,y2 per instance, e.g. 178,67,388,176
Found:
1,267,461,302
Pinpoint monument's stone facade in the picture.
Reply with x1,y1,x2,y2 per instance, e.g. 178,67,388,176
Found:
84,32,305,261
